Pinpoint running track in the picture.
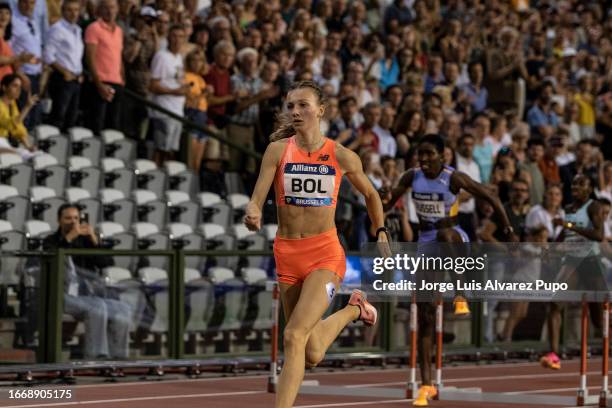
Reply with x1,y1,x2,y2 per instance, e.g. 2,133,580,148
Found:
0,358,608,407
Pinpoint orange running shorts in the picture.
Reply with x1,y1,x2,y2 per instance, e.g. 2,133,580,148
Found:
273,228,346,285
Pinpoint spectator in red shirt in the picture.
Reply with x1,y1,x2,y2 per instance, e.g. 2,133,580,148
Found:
203,39,239,165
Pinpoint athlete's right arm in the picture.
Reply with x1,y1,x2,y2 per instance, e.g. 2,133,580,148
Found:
381,169,414,213
244,142,284,231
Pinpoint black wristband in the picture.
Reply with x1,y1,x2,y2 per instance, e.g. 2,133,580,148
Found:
376,227,389,238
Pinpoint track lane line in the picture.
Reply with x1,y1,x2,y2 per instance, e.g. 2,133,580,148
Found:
0,390,267,408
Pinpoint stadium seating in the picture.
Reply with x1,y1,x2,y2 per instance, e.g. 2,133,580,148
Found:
0,124,280,358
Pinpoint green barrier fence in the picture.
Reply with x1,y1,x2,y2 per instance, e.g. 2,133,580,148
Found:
0,248,580,367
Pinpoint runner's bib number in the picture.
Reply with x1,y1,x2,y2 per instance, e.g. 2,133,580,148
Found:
283,163,336,206
412,192,445,218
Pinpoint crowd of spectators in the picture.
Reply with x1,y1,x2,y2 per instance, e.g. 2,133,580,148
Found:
0,0,611,254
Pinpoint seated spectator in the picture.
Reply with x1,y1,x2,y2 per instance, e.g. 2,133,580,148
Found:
0,73,37,158
43,204,131,360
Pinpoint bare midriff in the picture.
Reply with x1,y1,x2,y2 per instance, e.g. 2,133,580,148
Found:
276,205,336,239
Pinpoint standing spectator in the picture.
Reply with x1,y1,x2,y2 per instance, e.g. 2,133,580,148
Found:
525,183,565,241
0,2,32,82
227,47,277,176
455,133,481,240
155,11,170,51
122,6,159,141
373,104,397,158
472,113,494,183
84,0,124,134
8,0,47,45
460,61,488,114
383,0,413,35
520,138,545,206
538,137,562,186
598,161,612,203
355,101,381,153
339,25,363,69
485,26,528,116
149,24,188,165
184,49,209,173
527,81,559,139
559,140,600,204
258,59,283,148
328,95,360,147
574,74,596,140
204,39,237,167
485,115,512,157
377,33,400,91
44,0,83,131
424,54,444,94
10,0,43,130
314,55,341,96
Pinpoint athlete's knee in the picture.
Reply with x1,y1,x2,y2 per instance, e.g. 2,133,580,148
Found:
305,347,325,367
283,326,308,351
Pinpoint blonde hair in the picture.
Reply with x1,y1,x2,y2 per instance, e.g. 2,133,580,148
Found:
270,80,326,142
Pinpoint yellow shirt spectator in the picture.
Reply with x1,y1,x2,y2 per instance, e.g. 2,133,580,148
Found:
185,72,208,112
0,99,28,144
574,93,595,126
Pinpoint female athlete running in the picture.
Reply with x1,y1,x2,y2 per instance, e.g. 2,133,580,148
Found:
244,80,388,408
382,134,518,406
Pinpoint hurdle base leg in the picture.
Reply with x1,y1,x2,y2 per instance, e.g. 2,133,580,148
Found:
577,389,586,406
599,390,609,407
406,383,418,399
267,377,276,393
433,383,441,400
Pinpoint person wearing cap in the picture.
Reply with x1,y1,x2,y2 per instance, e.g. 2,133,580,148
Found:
122,5,159,139
43,0,83,131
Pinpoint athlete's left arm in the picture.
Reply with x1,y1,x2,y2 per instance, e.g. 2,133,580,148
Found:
337,145,386,240
567,200,605,242
451,171,518,242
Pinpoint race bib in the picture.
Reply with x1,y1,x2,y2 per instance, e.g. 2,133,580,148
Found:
412,192,445,218
283,163,336,206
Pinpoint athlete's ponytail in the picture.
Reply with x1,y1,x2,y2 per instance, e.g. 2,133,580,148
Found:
270,80,327,142
270,111,295,142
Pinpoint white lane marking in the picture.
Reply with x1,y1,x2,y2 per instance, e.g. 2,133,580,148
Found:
505,385,602,395
0,390,267,407
344,370,604,388
295,399,410,407
66,361,561,389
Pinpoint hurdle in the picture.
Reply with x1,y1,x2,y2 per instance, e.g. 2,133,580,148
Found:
267,284,612,406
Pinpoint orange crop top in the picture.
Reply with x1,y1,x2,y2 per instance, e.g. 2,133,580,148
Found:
274,136,343,208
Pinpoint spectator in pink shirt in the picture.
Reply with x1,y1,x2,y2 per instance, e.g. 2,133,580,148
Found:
84,0,124,134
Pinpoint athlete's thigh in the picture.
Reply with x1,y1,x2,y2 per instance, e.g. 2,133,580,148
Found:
280,282,302,323
285,269,340,333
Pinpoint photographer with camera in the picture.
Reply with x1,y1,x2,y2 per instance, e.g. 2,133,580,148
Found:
43,204,132,360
